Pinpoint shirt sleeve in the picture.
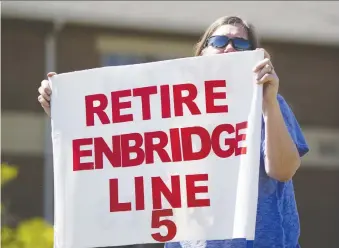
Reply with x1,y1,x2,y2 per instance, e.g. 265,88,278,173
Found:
277,94,309,157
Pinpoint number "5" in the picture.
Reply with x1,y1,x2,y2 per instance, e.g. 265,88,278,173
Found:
151,209,177,242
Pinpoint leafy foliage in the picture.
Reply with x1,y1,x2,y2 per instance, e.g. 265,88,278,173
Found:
1,163,54,248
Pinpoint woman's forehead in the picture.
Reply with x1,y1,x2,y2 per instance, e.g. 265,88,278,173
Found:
212,24,248,39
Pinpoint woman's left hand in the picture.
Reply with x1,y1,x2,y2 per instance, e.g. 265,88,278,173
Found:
253,48,279,111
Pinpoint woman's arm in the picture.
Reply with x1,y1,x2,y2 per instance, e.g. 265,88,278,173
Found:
263,99,301,182
254,49,308,182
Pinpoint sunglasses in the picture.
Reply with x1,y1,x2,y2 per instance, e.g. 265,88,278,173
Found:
205,35,252,51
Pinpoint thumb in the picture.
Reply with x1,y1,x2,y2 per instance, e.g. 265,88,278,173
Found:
47,72,57,78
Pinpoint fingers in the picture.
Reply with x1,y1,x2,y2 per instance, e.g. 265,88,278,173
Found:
253,49,276,85
37,72,56,117
256,64,272,81
253,47,273,73
38,80,51,101
256,73,275,85
253,58,272,73
38,95,50,108
38,95,51,117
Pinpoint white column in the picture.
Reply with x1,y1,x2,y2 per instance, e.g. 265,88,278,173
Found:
43,21,64,223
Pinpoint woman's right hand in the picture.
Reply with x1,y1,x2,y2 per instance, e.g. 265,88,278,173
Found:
38,72,56,117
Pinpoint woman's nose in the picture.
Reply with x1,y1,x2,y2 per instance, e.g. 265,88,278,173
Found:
223,42,236,53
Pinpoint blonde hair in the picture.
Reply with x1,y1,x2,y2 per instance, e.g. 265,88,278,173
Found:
194,16,260,56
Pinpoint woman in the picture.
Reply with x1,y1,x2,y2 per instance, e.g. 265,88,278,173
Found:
38,16,309,248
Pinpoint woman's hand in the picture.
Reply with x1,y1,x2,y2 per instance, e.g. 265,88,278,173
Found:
38,72,56,117
253,48,279,113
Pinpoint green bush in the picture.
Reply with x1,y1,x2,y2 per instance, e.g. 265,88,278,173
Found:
1,163,54,248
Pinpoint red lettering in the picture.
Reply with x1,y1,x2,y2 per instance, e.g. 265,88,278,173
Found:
111,90,133,123
84,80,231,126
94,136,121,169
160,85,171,118
151,209,177,242
73,122,249,172
186,174,210,207
133,86,157,120
152,176,181,209
85,94,110,126
144,131,171,164
169,128,182,162
211,124,236,158
181,126,211,161
205,80,228,113
121,133,144,167
72,138,94,171
135,176,145,211
235,121,248,155
173,83,201,116
109,179,132,212
108,174,210,216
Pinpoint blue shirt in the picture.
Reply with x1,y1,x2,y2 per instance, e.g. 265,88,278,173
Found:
165,95,309,248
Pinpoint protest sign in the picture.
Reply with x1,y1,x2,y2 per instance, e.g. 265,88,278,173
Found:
50,50,264,248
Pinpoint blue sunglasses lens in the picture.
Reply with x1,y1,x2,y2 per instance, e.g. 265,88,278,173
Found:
208,36,229,48
233,38,251,50
207,36,251,50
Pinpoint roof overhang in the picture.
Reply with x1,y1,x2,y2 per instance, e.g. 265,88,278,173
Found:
2,1,339,46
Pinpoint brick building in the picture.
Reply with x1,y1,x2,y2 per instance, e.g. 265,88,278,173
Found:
2,2,339,248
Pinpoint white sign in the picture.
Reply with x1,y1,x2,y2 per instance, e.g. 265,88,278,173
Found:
50,50,264,248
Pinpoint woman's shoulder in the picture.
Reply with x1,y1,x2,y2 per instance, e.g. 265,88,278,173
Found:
276,94,291,109
276,94,297,119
